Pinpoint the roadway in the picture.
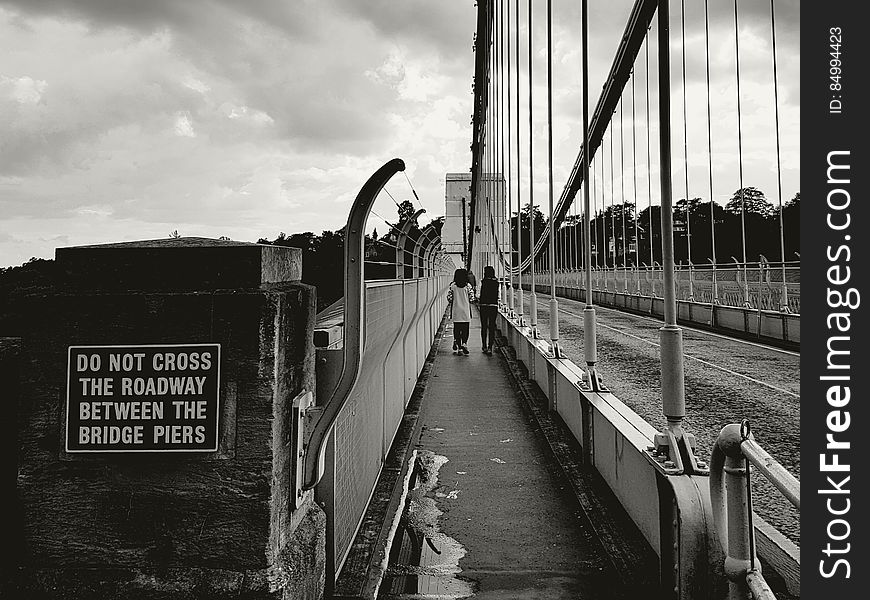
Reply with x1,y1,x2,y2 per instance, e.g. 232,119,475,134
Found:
517,292,800,546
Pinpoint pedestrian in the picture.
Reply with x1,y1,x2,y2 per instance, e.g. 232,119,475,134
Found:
478,265,499,354
447,268,474,355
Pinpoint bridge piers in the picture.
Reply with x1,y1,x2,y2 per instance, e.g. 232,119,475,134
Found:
5,238,326,600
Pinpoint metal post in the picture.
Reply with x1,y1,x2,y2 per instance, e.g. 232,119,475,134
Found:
710,424,765,600
656,0,690,461
581,0,599,388
546,0,560,357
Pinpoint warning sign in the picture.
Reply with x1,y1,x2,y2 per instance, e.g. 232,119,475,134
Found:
65,344,221,453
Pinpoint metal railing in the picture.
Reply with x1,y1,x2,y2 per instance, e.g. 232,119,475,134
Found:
301,158,453,581
550,261,800,314
710,421,800,600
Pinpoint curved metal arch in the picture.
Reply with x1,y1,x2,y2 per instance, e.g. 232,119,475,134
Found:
303,158,406,490
425,235,443,276
396,208,426,278
424,240,440,276
415,223,439,277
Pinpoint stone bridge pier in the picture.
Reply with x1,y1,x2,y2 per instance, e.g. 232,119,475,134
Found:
3,238,326,599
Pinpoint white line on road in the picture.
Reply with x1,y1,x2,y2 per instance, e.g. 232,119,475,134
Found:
557,308,800,399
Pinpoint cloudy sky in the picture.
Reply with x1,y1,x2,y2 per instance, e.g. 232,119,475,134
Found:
0,0,798,268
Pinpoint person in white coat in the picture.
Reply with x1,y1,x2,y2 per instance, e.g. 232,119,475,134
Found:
447,268,475,355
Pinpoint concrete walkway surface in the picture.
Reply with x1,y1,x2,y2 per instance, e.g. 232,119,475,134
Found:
378,317,624,600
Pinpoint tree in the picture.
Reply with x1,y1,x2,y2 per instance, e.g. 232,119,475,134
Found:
396,200,416,224
423,215,445,237
510,204,546,264
724,187,775,218
782,192,800,260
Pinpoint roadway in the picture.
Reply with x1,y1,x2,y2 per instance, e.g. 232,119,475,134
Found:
515,292,800,546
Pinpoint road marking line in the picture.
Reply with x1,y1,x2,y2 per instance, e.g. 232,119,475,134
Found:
556,308,800,399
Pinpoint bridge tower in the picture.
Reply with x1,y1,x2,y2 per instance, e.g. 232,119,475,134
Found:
443,172,508,278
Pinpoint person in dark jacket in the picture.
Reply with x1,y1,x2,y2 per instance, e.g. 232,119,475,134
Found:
478,265,499,354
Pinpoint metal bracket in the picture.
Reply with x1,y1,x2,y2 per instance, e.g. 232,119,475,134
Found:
644,428,709,476
577,366,607,392
292,390,314,509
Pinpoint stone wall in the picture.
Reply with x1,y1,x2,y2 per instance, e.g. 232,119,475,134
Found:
4,239,325,599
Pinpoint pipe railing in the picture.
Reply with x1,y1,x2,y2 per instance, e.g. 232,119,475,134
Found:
532,262,800,313
710,421,800,600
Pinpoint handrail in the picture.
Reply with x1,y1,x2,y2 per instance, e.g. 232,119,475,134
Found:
303,158,406,490
710,422,800,599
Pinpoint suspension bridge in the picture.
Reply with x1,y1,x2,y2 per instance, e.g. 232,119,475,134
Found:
4,1,800,599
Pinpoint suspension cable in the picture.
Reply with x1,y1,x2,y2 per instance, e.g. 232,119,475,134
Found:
382,187,402,211
733,0,749,305
645,32,654,271
501,0,510,302
546,0,560,353
502,0,514,316
619,97,627,286
401,171,427,214
590,147,596,273
681,0,692,287
632,68,640,289
527,0,537,335
609,121,616,276
769,0,788,311
489,3,495,274
515,0,524,324
704,0,718,303
596,138,602,271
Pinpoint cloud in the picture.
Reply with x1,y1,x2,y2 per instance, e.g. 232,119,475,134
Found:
0,0,799,269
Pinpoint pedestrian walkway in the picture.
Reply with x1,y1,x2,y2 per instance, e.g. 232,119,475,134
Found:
378,318,620,600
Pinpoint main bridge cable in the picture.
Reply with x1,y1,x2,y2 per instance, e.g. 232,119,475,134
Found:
510,0,660,274
303,158,408,490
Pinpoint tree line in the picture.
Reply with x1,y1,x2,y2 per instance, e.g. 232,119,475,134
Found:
511,187,799,268
257,200,443,310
